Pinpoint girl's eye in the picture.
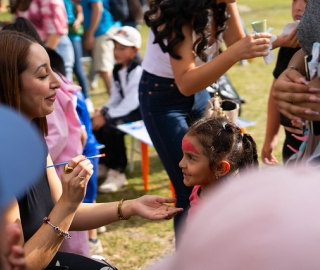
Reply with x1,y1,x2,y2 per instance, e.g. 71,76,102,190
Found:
187,154,195,161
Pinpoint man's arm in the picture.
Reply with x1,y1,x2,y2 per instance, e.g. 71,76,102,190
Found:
84,2,102,50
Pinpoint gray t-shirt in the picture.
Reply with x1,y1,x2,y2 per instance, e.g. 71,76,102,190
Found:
298,0,320,55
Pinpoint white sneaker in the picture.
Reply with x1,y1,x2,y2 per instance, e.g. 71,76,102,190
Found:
85,98,94,113
98,164,108,179
98,169,128,193
97,226,106,234
89,239,104,255
90,78,98,89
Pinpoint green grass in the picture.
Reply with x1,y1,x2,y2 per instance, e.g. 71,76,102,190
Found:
0,0,292,268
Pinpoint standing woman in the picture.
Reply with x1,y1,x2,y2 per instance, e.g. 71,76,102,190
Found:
139,0,271,243
0,30,182,269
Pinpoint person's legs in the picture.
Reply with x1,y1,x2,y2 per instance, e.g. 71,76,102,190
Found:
93,31,116,94
93,109,141,192
139,71,208,244
94,125,127,172
56,35,75,82
72,39,90,99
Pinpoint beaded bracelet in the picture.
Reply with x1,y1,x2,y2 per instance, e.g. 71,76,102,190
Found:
117,199,130,220
43,217,71,239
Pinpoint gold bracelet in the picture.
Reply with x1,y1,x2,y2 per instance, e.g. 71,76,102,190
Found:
117,199,130,220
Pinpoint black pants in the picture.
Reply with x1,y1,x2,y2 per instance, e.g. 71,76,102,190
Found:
93,108,141,173
46,252,117,270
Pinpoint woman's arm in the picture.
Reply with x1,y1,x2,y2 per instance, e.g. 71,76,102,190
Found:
84,2,102,51
72,0,84,31
222,3,245,47
71,196,183,231
4,155,92,269
170,23,271,96
261,79,281,165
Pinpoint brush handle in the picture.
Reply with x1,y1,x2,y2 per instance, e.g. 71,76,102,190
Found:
45,154,104,169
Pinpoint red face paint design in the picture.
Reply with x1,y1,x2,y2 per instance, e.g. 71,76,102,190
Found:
182,137,200,155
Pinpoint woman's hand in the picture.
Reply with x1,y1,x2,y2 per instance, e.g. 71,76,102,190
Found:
273,68,320,121
272,27,299,50
261,141,278,165
125,196,183,220
232,33,271,61
60,155,93,209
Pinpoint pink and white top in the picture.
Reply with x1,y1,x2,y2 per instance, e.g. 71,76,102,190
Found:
16,0,68,42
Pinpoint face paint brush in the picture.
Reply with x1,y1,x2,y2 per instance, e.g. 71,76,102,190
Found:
45,154,105,168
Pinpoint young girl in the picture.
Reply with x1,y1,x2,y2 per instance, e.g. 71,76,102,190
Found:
179,117,258,223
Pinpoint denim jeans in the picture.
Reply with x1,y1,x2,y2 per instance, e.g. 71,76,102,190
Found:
139,71,210,242
56,35,75,82
71,39,90,99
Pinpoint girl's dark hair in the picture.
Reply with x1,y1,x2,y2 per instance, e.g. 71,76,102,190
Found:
187,117,259,176
144,0,228,62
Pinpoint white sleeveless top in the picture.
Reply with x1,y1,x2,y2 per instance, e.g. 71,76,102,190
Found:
142,30,222,79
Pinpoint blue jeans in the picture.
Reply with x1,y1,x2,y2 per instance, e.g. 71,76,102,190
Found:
139,71,210,242
56,35,75,82
71,39,90,99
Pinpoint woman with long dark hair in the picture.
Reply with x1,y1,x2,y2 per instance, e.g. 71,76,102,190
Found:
0,30,183,270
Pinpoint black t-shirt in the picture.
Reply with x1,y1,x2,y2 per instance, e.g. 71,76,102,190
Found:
18,149,54,242
273,47,300,128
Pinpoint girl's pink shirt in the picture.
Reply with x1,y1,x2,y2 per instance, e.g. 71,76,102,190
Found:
16,0,68,42
45,74,83,177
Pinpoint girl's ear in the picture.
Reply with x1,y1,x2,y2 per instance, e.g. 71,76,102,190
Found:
217,161,230,177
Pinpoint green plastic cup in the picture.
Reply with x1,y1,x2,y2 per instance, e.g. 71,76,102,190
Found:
251,19,267,33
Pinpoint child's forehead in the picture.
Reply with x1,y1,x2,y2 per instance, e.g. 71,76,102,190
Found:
182,135,202,154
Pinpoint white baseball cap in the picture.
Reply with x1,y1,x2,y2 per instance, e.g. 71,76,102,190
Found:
110,26,142,49
0,105,46,210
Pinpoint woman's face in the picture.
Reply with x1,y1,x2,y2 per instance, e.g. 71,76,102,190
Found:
19,43,60,120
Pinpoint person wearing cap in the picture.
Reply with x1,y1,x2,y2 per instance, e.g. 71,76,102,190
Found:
92,26,143,193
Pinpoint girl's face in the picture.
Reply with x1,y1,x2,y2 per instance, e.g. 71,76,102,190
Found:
179,135,214,188
292,0,307,21
19,43,60,120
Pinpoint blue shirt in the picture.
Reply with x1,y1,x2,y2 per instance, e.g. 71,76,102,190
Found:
81,0,115,37
64,0,82,41
75,91,98,156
